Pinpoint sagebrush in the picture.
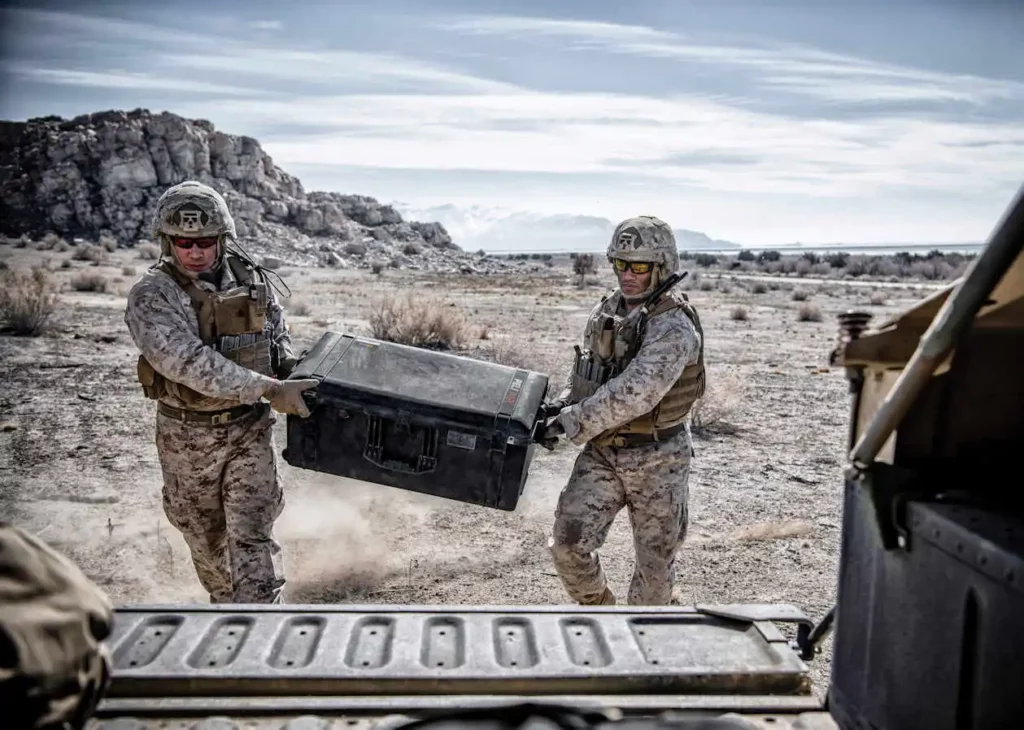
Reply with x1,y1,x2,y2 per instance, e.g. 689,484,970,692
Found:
368,292,466,350
0,267,58,335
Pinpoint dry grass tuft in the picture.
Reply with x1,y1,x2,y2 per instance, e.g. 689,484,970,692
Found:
368,292,467,350
792,289,809,301
797,303,823,322
733,520,813,542
691,370,744,437
869,291,886,306
70,272,109,292
730,306,748,321
0,267,58,336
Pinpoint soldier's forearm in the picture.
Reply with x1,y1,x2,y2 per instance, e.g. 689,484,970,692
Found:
144,339,277,404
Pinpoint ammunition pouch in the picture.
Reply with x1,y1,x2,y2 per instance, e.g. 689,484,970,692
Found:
211,284,268,336
568,347,617,404
218,333,272,375
136,355,207,406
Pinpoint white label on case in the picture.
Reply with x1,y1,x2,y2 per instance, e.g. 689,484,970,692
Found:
446,430,478,450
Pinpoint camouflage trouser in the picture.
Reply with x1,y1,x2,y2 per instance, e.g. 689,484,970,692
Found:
548,431,691,605
155,404,285,603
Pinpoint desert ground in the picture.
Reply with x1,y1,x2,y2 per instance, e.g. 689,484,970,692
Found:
0,241,952,695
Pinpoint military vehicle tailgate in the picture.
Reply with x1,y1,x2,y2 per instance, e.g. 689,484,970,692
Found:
93,603,830,726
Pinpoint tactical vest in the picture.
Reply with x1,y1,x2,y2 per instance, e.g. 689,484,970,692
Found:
568,291,706,445
136,254,273,406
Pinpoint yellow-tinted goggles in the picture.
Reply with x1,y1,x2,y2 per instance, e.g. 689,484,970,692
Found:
613,258,653,274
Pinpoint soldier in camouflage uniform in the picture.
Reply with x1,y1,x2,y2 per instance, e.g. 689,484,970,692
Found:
0,523,113,729
124,181,318,604
542,216,705,606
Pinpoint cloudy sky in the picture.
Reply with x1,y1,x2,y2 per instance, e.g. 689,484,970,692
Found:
1,0,1022,247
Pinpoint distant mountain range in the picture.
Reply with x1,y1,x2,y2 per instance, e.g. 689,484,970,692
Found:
392,204,741,253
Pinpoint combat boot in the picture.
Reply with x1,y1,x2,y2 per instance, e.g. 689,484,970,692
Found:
580,586,616,606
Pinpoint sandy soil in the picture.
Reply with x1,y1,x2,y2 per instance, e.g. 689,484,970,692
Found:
0,244,948,695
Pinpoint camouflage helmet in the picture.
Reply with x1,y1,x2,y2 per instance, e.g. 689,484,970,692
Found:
0,523,113,728
152,181,236,260
606,215,679,275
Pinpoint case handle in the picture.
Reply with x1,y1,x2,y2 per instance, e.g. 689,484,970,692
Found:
363,414,439,474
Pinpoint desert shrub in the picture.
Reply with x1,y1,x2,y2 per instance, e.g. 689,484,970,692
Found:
0,268,58,335
137,242,160,260
571,253,596,286
870,291,886,306
121,265,137,276
792,289,809,301
826,252,849,269
691,370,744,437
368,293,466,350
72,244,107,264
730,306,748,321
797,303,823,322
288,299,313,316
70,272,108,292
38,232,64,250
751,282,767,294
99,235,118,252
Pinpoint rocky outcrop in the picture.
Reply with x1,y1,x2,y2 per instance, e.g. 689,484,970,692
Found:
0,108,510,272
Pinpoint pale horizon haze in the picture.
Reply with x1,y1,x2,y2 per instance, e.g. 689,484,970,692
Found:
1,0,1023,249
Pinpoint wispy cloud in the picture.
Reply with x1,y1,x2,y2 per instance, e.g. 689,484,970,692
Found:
4,65,268,96
442,15,1024,106
249,20,283,31
3,8,519,97
165,49,520,94
188,91,1024,198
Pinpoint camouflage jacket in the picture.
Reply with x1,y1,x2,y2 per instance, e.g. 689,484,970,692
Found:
124,260,295,411
557,290,702,445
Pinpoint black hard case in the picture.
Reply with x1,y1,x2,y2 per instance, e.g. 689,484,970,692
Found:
283,331,550,511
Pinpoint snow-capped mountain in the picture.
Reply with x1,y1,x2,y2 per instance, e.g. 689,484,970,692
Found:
392,204,740,253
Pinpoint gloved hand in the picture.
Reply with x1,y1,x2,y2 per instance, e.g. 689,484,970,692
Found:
538,399,568,421
275,355,298,379
535,417,565,451
265,378,318,418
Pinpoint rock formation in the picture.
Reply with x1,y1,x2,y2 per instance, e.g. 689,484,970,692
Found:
0,108,520,273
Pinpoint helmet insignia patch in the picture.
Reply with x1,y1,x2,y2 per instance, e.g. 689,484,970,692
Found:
171,203,209,232
617,227,641,249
